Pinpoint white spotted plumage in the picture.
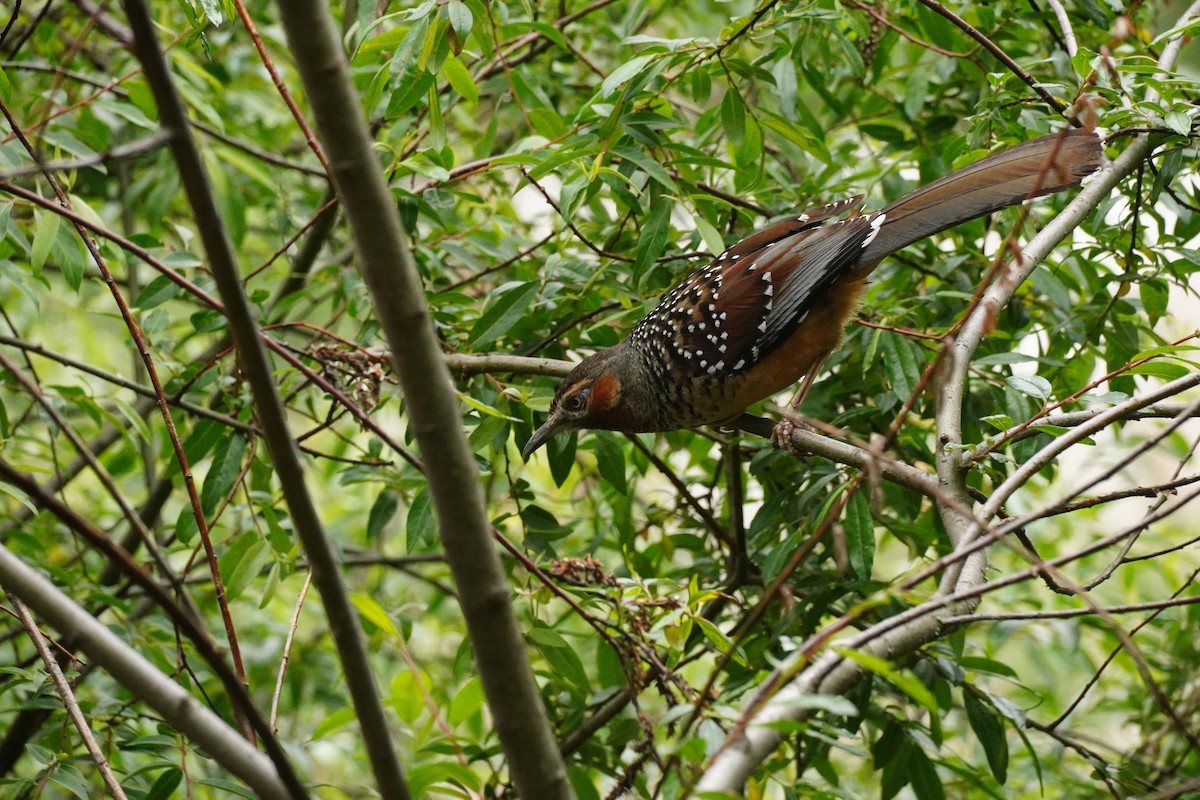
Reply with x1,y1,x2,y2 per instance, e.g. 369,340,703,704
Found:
628,195,877,387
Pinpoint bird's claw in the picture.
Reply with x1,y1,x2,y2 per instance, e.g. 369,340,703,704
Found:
771,412,814,456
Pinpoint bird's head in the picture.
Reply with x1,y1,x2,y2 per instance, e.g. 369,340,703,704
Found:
522,348,634,459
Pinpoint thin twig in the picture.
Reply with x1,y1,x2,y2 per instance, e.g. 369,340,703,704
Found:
915,0,1070,115
0,130,171,179
0,96,254,732
270,570,312,731
230,0,330,175
1043,0,1079,57
945,593,1200,624
9,596,130,800
0,334,258,434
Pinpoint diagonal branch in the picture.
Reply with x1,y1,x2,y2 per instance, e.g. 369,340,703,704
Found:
0,463,295,798
270,1,575,798
915,0,1070,115
119,0,406,795
0,545,290,797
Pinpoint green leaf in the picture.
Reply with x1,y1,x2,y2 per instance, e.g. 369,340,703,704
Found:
1150,16,1200,47
908,744,946,800
448,677,485,725
843,488,874,579
406,487,435,551
162,251,203,267
547,429,577,487
417,13,442,70
836,647,938,713
530,626,591,693
407,761,482,796
903,68,929,121
877,722,911,799
1030,424,1079,440
352,592,401,639
386,68,434,117
194,778,256,799
693,215,725,257
134,274,182,309
367,488,400,539
49,765,90,800
1005,374,1051,400
442,53,478,104
964,689,1009,784
633,195,673,282
1151,146,1183,203
720,88,745,145
459,391,520,421
197,0,224,25
958,656,1018,678
512,20,569,51
691,617,748,666
600,53,657,98
468,281,540,347
980,413,1014,431
175,505,198,546
364,63,391,112
1131,343,1200,361
311,706,358,740
144,768,183,800
446,0,472,41
1164,110,1192,136
734,113,762,167
771,55,797,120
613,146,679,192
881,332,922,404
764,693,859,718
219,532,270,601
30,210,59,276
1139,279,1169,325
181,420,225,473
428,84,445,149
520,504,572,542
592,431,627,495
1127,361,1189,381
200,433,246,517
690,65,711,103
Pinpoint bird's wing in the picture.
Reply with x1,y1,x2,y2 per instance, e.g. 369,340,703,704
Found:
629,198,879,378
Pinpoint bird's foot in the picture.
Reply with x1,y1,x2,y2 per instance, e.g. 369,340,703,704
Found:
771,411,814,455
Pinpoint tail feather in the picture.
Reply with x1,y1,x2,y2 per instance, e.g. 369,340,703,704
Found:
859,129,1104,265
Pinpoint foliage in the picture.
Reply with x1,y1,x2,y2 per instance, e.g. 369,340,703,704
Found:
0,0,1199,798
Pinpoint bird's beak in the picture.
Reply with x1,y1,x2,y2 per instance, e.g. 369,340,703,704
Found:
522,418,564,460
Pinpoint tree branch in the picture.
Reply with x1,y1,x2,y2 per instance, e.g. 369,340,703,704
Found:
271,1,573,798
0,507,293,798
120,0,404,794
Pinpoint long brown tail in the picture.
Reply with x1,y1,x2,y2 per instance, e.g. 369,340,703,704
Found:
859,128,1104,265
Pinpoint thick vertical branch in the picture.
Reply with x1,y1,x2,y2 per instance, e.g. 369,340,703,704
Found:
271,2,574,799
119,0,407,796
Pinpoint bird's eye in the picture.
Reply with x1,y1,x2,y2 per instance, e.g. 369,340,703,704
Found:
564,394,587,413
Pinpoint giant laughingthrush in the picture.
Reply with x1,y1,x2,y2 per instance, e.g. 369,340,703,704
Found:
522,129,1104,459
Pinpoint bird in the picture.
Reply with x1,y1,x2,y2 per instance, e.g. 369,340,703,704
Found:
522,129,1105,459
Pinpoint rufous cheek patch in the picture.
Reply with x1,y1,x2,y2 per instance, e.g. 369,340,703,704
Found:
589,373,621,411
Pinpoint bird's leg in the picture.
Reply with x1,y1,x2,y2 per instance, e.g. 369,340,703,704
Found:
770,360,825,453
723,429,754,589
